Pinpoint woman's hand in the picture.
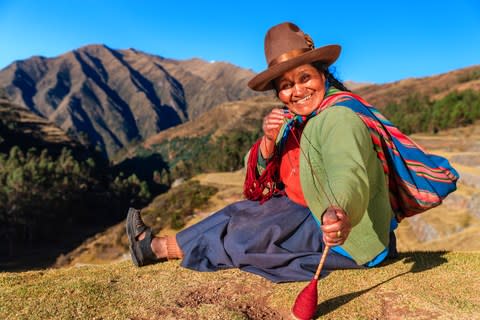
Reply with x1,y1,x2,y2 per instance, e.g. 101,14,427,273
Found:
321,207,351,247
260,108,289,159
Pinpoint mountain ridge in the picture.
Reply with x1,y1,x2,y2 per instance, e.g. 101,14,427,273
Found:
0,44,263,158
355,64,480,107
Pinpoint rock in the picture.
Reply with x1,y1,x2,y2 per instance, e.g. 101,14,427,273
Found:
449,153,480,167
406,215,440,242
467,193,480,219
172,178,185,188
458,171,480,189
443,192,469,210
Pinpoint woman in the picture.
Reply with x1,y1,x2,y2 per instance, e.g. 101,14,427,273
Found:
127,22,457,282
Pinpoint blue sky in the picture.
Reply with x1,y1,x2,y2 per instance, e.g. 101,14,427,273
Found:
0,0,479,83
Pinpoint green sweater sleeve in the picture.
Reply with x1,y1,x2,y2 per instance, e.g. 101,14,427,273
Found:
300,106,374,227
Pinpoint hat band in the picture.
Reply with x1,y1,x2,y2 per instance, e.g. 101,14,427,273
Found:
268,48,311,67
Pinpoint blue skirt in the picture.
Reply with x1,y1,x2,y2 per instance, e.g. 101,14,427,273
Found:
176,196,363,283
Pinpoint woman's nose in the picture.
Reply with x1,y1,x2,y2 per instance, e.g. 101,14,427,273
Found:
293,83,306,96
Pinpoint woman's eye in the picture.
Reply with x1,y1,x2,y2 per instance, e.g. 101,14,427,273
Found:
281,83,292,90
300,74,310,82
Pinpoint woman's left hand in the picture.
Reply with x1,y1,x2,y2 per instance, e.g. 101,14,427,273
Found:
321,207,352,246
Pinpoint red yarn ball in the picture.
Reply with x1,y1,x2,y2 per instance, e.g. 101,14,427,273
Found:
291,279,318,320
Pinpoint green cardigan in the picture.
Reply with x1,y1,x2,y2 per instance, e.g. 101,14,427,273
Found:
299,106,394,265
255,105,394,265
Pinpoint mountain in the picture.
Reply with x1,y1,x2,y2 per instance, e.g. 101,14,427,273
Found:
0,45,262,158
144,95,278,148
343,80,372,90
0,97,81,154
355,65,480,107
155,57,262,119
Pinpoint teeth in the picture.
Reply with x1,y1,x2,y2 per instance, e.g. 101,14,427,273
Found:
296,95,311,103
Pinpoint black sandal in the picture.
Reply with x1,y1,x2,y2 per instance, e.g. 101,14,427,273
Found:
126,207,163,267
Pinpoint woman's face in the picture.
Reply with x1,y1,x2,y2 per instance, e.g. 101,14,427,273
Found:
274,64,326,116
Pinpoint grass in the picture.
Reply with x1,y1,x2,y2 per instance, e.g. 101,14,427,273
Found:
1,252,479,319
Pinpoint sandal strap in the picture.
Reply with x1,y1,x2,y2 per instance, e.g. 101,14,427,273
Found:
138,228,158,263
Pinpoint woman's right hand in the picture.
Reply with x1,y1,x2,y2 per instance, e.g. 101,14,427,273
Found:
260,108,289,159
321,207,351,247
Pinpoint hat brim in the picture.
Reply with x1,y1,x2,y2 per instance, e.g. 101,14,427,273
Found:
248,45,341,91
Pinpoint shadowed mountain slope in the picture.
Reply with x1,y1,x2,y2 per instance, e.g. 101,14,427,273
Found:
0,98,81,154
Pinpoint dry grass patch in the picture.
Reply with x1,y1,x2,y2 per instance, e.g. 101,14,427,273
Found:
1,252,479,320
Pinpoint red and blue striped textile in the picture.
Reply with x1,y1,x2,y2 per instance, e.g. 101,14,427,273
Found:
316,89,459,221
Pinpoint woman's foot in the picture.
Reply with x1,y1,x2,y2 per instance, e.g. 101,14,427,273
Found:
126,208,165,266
126,208,184,266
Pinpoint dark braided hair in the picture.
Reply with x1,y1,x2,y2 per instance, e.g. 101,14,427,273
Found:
312,61,351,92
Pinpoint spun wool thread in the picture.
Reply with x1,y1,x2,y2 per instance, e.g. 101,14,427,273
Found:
291,214,335,320
291,279,318,320
243,138,282,203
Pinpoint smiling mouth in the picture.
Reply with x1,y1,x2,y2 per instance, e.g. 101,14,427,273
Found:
293,94,312,103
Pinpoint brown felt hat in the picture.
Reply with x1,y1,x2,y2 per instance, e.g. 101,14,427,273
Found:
248,22,341,91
